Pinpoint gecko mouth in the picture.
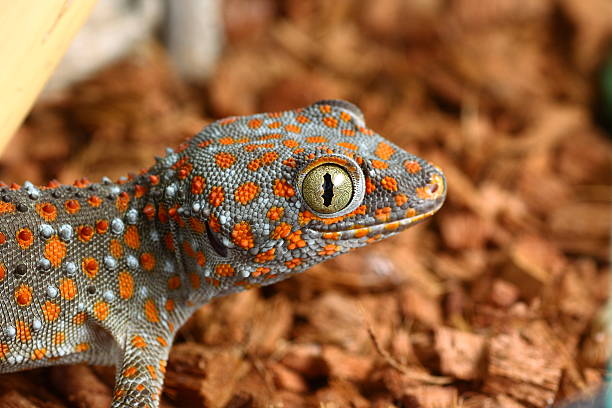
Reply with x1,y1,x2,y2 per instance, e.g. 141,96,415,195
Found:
308,195,445,238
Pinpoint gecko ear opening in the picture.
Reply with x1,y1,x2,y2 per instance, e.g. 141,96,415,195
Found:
312,100,366,128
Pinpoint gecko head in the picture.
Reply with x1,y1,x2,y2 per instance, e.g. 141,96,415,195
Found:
178,100,445,289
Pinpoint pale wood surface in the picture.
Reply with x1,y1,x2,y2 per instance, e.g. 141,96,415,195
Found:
0,0,98,151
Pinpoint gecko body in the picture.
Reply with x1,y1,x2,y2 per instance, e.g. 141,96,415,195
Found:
0,100,445,407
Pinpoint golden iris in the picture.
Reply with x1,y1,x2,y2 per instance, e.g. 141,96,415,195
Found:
301,164,353,214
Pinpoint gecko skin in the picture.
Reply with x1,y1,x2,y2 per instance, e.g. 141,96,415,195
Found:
0,100,445,407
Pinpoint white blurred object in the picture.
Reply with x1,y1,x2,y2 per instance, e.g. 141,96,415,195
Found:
166,0,223,81
45,0,223,94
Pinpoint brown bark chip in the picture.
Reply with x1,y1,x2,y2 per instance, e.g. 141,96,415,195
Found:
434,327,486,380
485,332,563,407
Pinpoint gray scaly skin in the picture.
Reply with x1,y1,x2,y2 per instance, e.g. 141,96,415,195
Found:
0,100,446,407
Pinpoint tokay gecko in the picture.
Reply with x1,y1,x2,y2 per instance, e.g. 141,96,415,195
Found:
0,100,446,407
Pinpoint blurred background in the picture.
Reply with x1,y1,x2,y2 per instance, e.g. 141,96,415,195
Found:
1,0,610,407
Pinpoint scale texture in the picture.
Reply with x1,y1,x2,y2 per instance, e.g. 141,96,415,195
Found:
0,100,445,407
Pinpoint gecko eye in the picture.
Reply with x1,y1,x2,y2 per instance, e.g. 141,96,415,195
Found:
302,164,353,214
297,156,366,218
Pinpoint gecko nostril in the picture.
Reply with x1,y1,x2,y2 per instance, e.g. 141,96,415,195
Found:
429,183,439,193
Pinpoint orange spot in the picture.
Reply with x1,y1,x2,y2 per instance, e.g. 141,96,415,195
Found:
149,175,160,185
124,226,141,249
337,142,357,150
163,232,174,251
342,129,356,136
381,176,398,192
123,366,138,378
144,299,160,323
77,225,94,242
42,301,61,321
15,285,32,306
286,230,306,250
285,258,302,269
0,202,15,214
88,195,102,207
296,115,310,124
116,192,130,212
371,160,388,169
285,124,301,133
82,257,99,278
215,263,235,277
147,365,158,380
322,232,340,240
273,179,295,198
306,136,327,143
143,203,156,220
259,133,283,141
118,272,134,299
36,202,57,221
395,194,408,207
385,222,400,231
53,332,65,345
196,252,206,267
64,200,80,214
0,343,8,359
132,336,147,349
16,228,33,249
271,222,292,239
75,342,90,352
354,228,370,238
140,253,156,271
189,217,205,234
323,117,338,128
404,160,422,174
248,118,262,129
208,215,221,232
44,236,66,267
247,158,262,171
165,299,175,312
231,222,254,249
59,278,77,300
31,348,47,360
0,264,5,281
254,248,276,263
215,152,237,169
235,182,259,204
189,273,201,289
366,177,376,194
283,139,299,148
283,157,297,168
191,176,205,194
252,267,270,277
158,204,168,223
375,142,395,160
0,233,5,245
93,301,109,321
318,244,340,256
267,206,284,221
374,207,392,222
73,312,87,325
319,104,331,113
267,121,281,129
208,186,225,207
110,239,123,259
134,185,146,198
15,321,31,342
95,219,109,234
167,276,181,290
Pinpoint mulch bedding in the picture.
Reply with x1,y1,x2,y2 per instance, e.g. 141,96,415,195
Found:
1,0,611,407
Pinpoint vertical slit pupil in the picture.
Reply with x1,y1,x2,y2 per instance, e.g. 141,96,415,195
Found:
322,173,334,206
